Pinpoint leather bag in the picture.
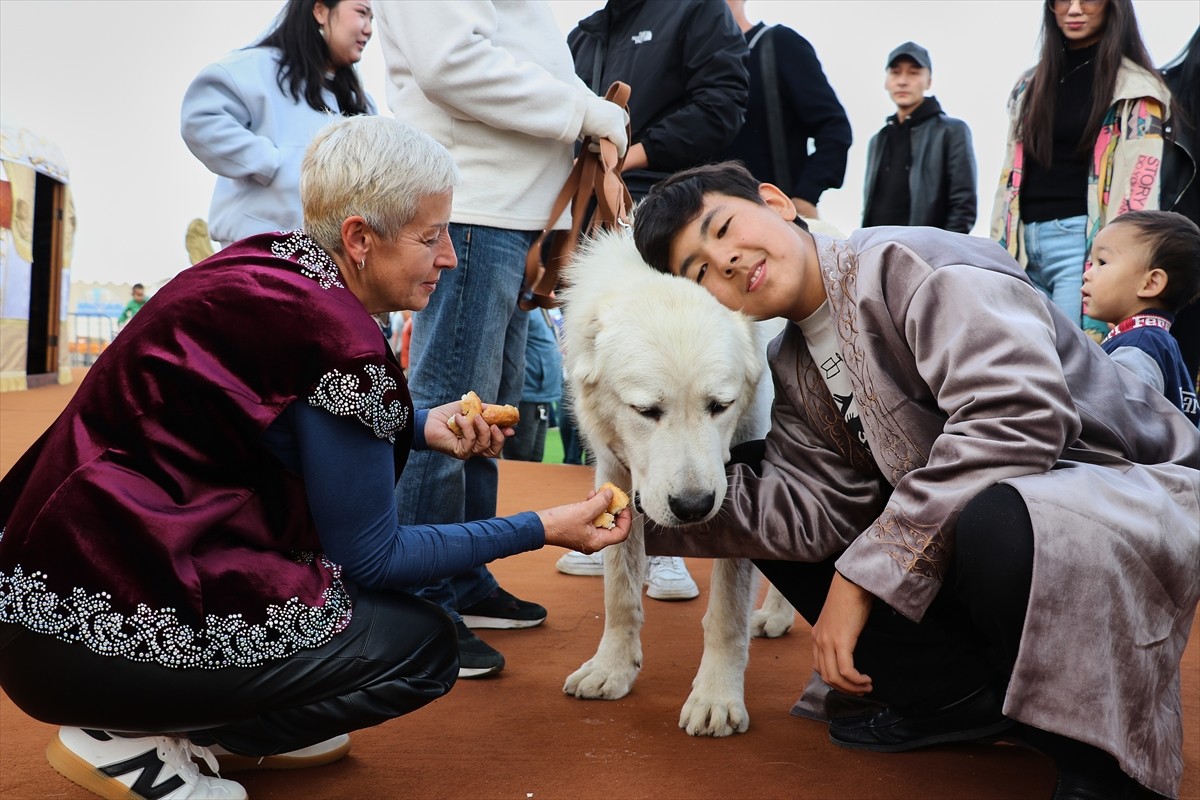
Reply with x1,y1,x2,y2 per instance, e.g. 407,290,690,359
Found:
520,81,633,311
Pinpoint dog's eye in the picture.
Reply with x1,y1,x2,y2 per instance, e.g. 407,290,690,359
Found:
708,400,731,416
633,405,663,421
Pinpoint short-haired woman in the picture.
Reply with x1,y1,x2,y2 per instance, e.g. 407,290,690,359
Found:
0,116,631,800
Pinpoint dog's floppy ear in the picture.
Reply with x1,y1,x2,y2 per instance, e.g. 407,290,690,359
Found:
564,297,615,388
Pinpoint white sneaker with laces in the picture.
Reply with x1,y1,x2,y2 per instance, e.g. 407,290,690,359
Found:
47,726,247,799
645,556,700,600
555,550,604,576
208,733,351,771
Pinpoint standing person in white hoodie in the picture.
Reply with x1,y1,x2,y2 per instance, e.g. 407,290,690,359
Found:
373,0,628,678
182,0,376,249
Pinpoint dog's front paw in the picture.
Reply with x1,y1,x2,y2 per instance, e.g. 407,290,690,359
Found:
679,691,749,737
750,585,796,638
749,605,794,638
563,657,640,700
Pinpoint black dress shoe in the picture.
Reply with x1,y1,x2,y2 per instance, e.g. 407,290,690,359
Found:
828,684,1013,753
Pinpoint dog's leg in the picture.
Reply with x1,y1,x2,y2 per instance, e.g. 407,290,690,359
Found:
563,463,646,701
750,573,797,639
679,556,754,736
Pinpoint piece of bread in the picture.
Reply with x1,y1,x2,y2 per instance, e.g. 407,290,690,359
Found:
447,391,520,436
592,481,631,528
482,404,520,428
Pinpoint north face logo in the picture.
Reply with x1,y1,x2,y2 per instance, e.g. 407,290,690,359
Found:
631,30,652,44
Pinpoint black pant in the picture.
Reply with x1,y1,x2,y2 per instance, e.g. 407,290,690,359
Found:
0,587,458,756
754,483,1035,713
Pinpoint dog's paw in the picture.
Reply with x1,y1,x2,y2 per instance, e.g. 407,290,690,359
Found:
750,605,794,638
678,692,749,737
563,658,640,700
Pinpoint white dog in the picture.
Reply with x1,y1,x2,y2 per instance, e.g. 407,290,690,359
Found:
558,229,795,737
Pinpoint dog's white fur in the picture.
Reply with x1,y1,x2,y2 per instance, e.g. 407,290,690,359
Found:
558,229,794,736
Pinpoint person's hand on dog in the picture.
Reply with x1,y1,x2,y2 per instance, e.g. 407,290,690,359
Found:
425,400,513,460
811,571,874,696
539,488,632,554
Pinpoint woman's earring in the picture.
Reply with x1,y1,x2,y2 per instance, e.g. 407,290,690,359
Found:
319,26,328,40
357,258,366,271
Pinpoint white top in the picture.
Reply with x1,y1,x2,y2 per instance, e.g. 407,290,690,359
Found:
797,300,870,454
181,46,376,246
373,0,611,231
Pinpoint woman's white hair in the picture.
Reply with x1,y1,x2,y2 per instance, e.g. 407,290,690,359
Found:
301,115,459,253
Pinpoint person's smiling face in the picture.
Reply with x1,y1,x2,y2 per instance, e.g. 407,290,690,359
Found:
666,185,826,322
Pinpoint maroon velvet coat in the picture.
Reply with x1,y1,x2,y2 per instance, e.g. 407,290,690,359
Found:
0,231,412,669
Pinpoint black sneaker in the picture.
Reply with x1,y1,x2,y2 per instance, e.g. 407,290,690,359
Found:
455,620,505,678
459,587,547,630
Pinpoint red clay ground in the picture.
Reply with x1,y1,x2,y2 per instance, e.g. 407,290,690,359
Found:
1,373,1196,800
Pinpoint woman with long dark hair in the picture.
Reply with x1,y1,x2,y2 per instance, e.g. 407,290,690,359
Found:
991,0,1170,342
182,0,375,249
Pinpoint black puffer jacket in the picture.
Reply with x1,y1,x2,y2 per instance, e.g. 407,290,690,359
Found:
568,0,749,199
862,96,977,233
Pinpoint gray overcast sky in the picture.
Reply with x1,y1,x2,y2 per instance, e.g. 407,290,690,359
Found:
1,0,1196,287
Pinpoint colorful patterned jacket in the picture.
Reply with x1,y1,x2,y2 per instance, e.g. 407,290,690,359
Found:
990,59,1169,267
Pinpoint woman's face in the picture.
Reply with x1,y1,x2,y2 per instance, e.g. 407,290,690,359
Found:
352,191,457,315
314,0,372,68
1053,0,1107,49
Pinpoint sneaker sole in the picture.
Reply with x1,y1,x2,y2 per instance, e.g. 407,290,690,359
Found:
460,615,546,630
555,563,605,577
458,664,504,678
47,736,139,800
828,719,1015,753
216,738,352,771
645,586,700,601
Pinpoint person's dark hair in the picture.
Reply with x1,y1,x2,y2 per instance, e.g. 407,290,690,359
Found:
633,161,808,274
1162,27,1200,141
1020,0,1160,166
256,0,371,116
1107,210,1200,312
132,283,145,291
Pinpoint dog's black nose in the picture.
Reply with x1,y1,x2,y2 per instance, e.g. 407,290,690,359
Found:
668,490,716,523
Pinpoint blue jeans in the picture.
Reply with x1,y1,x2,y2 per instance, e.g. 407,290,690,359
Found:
397,223,535,620
1023,215,1104,338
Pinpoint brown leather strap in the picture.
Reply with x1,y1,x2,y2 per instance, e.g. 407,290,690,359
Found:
520,81,633,310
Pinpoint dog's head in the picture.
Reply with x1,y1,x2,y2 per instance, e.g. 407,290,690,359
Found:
560,230,764,526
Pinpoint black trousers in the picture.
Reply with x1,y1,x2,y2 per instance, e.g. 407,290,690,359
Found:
754,482,1035,713
0,587,458,756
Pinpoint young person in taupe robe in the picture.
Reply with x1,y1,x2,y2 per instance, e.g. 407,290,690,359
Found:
631,162,1199,799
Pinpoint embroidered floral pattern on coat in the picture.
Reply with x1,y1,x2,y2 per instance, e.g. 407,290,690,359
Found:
271,230,345,290
308,363,408,443
0,556,353,669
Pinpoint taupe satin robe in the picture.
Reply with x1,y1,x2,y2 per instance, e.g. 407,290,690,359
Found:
645,227,1200,797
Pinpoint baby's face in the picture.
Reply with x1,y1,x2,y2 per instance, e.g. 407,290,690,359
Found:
1082,224,1155,324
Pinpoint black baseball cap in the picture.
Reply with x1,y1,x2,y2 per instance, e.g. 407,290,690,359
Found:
887,41,931,71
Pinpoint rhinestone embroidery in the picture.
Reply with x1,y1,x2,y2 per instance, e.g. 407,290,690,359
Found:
0,559,353,669
308,363,408,443
270,230,345,290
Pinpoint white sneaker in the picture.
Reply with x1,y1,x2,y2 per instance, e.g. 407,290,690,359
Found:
209,733,351,771
47,726,247,799
555,550,604,576
645,556,699,600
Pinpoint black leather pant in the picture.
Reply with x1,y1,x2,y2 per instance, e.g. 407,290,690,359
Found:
0,587,458,756
754,483,1035,713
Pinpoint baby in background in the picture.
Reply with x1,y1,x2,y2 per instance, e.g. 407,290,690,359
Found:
1083,210,1200,425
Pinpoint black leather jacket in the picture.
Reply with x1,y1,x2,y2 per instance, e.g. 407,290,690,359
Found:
862,97,977,233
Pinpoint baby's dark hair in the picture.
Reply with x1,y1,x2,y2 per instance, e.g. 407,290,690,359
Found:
1106,210,1200,312
633,161,807,273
